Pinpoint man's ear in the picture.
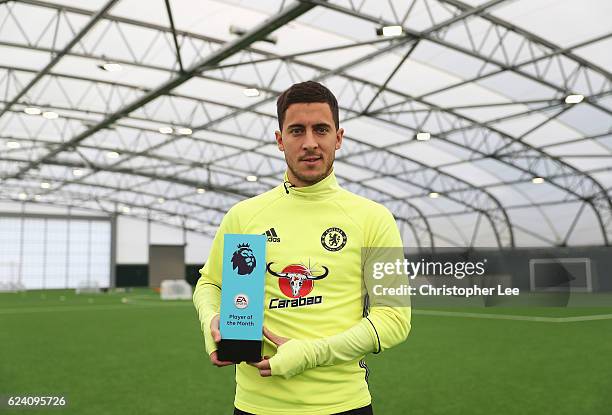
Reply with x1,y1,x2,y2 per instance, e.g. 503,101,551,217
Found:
275,130,284,151
335,127,344,150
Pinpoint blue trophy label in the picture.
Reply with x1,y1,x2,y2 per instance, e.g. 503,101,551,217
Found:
220,234,266,341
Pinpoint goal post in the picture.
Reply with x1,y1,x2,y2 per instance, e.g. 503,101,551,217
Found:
0,260,24,292
160,279,192,300
529,258,593,293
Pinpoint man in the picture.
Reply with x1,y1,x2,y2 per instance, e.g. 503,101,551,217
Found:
193,81,411,414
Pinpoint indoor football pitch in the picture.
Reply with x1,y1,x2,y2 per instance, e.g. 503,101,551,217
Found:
1,289,610,414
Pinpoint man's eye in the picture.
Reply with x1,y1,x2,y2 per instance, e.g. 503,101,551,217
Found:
315,127,328,134
290,128,303,134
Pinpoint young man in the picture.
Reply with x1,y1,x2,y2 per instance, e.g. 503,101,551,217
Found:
193,81,411,415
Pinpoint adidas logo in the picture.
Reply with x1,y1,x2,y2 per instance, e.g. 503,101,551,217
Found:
262,228,280,243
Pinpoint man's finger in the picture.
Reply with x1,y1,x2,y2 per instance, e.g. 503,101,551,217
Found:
213,361,233,367
210,351,234,367
258,369,272,377
210,315,221,342
263,327,289,346
248,359,270,370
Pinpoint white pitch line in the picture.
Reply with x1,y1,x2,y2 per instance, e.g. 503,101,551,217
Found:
556,314,612,322
0,302,190,315
413,310,612,322
2,304,611,322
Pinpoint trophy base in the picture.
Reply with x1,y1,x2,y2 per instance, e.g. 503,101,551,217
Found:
217,339,262,363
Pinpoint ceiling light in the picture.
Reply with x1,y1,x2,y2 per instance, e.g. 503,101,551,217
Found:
24,107,41,115
18,192,27,200
428,192,439,199
377,25,403,37
40,182,50,189
34,195,41,201
42,111,59,119
6,141,20,149
246,175,258,182
99,62,122,72
121,206,131,213
532,177,545,184
416,132,431,141
106,151,119,159
176,127,192,135
564,94,584,104
157,197,165,204
158,126,173,134
243,88,260,97
72,168,83,177
196,187,206,194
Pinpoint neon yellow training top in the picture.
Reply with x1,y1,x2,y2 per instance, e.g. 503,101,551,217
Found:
193,171,411,415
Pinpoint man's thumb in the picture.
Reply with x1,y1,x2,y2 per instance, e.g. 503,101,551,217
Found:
263,327,288,346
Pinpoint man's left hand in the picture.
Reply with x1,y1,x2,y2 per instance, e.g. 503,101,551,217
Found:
249,327,289,377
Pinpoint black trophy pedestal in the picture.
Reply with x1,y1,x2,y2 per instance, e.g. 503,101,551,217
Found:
217,339,262,363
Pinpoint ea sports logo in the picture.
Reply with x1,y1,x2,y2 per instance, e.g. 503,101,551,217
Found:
234,293,249,309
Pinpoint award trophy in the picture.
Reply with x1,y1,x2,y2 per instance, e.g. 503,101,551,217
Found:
217,234,266,363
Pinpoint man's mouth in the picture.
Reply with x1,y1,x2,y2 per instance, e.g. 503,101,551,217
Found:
300,155,322,163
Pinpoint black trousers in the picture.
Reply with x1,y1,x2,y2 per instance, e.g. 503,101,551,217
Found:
233,404,373,415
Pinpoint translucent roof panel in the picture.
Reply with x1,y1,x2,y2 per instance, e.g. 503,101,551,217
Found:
0,0,610,248
574,37,612,73
491,0,612,48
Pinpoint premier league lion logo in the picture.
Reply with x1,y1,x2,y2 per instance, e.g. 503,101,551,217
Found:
231,243,256,275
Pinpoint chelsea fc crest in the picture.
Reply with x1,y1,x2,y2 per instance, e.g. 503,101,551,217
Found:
321,227,347,252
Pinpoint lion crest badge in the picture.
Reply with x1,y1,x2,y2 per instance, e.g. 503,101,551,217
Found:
231,243,257,275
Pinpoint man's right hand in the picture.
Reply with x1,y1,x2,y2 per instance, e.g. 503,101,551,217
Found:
209,314,234,367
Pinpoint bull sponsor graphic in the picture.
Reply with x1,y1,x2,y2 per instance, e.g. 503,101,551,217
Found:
231,243,256,275
267,262,329,298
266,261,329,309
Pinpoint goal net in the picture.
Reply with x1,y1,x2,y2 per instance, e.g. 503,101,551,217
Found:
160,279,192,300
75,280,102,294
529,258,592,293
0,261,25,292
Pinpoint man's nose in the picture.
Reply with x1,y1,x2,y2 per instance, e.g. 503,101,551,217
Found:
302,129,318,150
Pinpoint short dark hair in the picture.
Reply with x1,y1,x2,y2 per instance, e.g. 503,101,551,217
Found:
276,81,339,131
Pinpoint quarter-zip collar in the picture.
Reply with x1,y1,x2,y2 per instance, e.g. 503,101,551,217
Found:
281,170,340,201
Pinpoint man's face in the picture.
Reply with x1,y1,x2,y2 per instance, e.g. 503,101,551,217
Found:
275,102,344,187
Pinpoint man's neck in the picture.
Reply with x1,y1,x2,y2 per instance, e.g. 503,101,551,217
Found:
286,169,332,188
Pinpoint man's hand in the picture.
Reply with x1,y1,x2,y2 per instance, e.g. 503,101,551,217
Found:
250,327,289,377
209,314,233,367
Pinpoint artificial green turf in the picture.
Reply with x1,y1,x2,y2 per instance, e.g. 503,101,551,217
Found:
1,290,235,415
1,289,611,414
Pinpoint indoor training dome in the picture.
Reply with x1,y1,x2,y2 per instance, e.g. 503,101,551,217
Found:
0,0,610,249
